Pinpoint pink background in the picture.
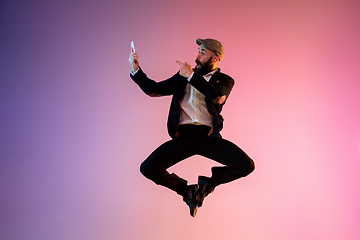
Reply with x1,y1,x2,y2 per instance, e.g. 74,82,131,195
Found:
1,0,360,239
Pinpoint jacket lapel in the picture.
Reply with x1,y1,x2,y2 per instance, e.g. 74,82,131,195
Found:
209,68,221,83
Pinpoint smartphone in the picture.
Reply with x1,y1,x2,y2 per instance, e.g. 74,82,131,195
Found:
131,41,135,53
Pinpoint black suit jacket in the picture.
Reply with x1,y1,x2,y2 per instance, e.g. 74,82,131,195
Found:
130,67,234,139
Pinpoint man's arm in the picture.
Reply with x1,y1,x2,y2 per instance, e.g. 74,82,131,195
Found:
176,60,233,104
129,52,183,97
189,72,234,104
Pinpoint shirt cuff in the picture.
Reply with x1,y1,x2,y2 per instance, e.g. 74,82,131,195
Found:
187,72,194,82
130,68,140,76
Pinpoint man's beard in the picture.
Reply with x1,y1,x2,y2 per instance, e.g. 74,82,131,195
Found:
194,57,215,76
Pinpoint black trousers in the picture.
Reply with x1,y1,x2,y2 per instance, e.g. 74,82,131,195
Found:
140,124,255,196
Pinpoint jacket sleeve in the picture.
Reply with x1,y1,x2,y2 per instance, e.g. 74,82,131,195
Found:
130,67,183,97
189,71,234,103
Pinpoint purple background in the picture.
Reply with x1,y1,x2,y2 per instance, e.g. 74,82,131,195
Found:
1,0,360,239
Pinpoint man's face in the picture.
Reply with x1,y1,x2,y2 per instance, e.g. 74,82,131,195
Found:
194,45,217,75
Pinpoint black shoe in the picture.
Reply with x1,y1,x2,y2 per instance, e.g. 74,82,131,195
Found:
197,176,215,207
182,184,199,217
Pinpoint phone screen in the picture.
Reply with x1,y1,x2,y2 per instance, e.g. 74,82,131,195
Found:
131,41,135,53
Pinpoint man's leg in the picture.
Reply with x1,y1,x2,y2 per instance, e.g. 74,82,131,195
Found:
140,138,197,196
140,138,201,216
198,138,255,187
196,138,255,206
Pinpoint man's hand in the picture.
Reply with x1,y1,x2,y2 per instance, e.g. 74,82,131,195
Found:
176,61,193,78
129,51,139,72
213,95,227,105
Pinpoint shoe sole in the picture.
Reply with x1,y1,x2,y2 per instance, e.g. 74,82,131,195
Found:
191,205,198,217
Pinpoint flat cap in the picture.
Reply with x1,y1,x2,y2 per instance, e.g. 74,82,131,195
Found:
196,38,224,60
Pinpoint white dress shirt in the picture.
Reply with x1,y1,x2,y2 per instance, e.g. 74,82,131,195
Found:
179,69,218,127
131,67,218,127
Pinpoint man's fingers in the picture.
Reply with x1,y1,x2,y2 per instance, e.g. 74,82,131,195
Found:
130,53,138,60
213,95,227,104
184,61,192,68
176,60,184,67
129,53,139,64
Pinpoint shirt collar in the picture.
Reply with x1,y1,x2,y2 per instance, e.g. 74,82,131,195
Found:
203,68,218,80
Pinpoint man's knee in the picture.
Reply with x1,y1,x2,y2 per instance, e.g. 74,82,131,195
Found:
140,161,150,178
240,158,255,176
247,159,255,174
140,159,162,180
231,158,255,177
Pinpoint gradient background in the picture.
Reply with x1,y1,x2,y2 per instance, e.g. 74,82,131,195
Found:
1,0,360,239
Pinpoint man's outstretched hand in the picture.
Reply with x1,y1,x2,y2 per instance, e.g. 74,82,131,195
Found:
176,61,193,78
129,51,139,73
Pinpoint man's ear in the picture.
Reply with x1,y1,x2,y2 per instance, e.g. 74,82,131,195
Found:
211,55,220,64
